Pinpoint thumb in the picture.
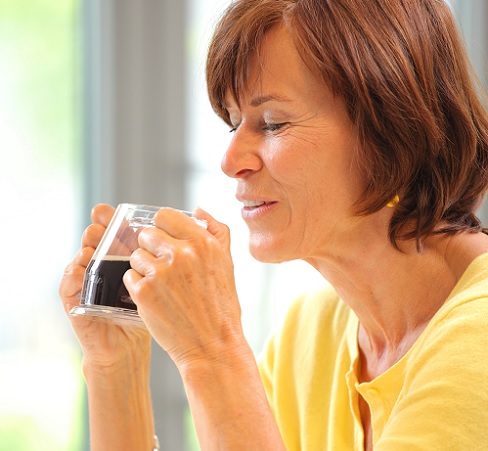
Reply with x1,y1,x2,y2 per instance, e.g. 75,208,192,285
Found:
193,207,231,252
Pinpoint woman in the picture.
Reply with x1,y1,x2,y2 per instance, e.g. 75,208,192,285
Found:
60,0,488,449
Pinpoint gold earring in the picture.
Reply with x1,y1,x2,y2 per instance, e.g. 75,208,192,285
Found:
386,195,400,208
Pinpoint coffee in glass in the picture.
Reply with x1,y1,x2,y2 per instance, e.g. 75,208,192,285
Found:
69,203,207,327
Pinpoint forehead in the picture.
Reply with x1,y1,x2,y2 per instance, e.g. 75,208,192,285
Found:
224,25,325,108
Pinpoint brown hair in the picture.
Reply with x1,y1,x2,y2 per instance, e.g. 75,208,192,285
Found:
206,0,488,247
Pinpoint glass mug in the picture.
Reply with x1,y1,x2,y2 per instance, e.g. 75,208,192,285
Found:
69,203,207,327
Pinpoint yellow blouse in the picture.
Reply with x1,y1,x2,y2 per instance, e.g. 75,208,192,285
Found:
259,254,488,450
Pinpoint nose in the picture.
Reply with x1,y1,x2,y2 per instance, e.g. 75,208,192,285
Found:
221,128,263,179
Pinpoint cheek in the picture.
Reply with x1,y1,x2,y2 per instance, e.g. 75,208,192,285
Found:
265,132,363,214
265,137,319,188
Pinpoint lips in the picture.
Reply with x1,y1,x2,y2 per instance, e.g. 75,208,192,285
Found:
242,200,269,208
237,196,278,221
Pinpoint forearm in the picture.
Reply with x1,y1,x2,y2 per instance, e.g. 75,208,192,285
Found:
83,357,155,451
180,340,285,450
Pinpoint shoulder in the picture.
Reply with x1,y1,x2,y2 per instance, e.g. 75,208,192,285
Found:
377,256,488,449
406,293,488,387
434,251,488,332
408,253,488,376
275,283,352,345
258,283,355,376
398,255,488,421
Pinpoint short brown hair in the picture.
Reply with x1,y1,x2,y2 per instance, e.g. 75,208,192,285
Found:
206,0,488,247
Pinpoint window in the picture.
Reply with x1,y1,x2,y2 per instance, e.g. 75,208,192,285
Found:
449,0,488,223
0,1,84,450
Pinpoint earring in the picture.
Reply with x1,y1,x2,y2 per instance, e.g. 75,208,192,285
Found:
386,195,400,208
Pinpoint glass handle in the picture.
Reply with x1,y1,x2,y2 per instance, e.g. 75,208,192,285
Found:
129,217,155,229
129,215,207,229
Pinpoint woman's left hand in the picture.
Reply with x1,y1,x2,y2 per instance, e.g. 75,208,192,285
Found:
123,207,243,370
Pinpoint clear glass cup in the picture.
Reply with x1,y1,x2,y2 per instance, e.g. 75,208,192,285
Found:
69,203,206,327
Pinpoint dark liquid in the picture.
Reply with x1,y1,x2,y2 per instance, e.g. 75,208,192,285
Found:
81,258,136,311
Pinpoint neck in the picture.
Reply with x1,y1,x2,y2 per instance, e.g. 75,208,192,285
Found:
305,210,488,380
308,230,460,378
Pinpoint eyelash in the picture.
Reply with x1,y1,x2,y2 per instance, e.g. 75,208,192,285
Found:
228,123,287,133
263,123,286,132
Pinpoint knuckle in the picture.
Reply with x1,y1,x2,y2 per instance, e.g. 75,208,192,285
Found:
173,244,196,263
138,228,151,241
221,223,231,235
72,265,86,280
130,247,143,261
84,223,99,236
202,233,218,248
62,261,74,276
82,223,104,244
154,242,174,261
138,227,158,246
79,246,95,262
133,279,155,303
59,265,85,296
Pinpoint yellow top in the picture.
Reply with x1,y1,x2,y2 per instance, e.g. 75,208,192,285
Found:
258,253,488,450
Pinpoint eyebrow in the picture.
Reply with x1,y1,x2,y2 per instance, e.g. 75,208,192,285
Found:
224,93,293,109
249,94,293,107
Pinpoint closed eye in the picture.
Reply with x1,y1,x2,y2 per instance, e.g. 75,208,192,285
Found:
263,123,287,132
228,122,287,133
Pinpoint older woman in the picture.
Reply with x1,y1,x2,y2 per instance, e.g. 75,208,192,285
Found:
60,0,488,449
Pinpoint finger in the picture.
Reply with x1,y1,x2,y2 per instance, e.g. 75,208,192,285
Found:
153,207,207,239
122,268,144,297
60,247,94,296
81,223,107,249
72,246,95,268
59,263,86,310
129,247,169,276
193,207,231,252
90,203,115,227
137,227,177,259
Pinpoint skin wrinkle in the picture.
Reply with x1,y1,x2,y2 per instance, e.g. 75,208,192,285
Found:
226,24,368,264
223,26,472,377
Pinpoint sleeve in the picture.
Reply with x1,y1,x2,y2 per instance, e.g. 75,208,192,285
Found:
376,298,488,450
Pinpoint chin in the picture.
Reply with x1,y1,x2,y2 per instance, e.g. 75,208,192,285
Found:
248,234,293,263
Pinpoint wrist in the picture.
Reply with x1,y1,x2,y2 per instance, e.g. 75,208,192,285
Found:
178,339,263,412
83,354,155,451
176,334,255,381
82,343,152,405
177,337,284,449
82,336,151,377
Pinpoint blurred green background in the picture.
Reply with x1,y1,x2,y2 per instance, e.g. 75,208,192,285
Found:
0,0,85,449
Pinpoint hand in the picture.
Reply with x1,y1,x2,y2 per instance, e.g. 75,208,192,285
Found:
59,203,151,368
123,208,244,370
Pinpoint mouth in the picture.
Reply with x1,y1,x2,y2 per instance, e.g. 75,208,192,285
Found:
242,200,272,209
240,199,277,219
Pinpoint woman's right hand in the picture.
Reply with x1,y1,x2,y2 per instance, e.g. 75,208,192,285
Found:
60,204,155,450
59,203,151,368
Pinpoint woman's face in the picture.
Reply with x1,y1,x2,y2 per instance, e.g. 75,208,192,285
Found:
222,25,367,263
